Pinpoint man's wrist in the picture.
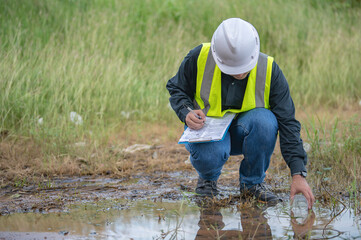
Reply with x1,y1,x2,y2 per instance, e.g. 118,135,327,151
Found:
292,171,307,178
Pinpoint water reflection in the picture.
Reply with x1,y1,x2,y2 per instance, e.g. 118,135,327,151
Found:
196,204,272,239
194,199,319,240
0,199,359,239
290,210,316,239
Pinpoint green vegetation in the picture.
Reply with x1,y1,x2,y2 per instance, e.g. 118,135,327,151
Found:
1,0,360,140
303,116,360,207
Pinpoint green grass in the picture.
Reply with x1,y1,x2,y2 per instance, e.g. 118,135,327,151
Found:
303,116,361,200
0,0,360,144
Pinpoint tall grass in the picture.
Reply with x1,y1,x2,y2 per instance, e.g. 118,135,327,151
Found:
0,0,360,144
304,116,361,192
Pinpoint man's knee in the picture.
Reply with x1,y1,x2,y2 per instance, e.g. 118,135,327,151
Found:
249,109,278,135
187,143,230,163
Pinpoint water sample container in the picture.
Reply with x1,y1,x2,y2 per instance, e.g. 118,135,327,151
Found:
291,194,309,224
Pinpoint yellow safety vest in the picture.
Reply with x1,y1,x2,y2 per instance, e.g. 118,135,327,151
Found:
194,43,274,117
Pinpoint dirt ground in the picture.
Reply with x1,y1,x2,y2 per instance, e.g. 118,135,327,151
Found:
0,105,360,215
0,169,291,216
0,141,293,216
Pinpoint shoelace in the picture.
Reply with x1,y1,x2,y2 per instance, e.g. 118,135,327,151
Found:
253,183,271,192
199,180,217,190
208,181,217,190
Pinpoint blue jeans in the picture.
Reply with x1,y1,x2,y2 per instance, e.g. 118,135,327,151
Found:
185,108,278,187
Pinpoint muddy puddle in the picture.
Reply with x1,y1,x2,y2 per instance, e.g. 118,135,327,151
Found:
0,174,360,239
0,198,360,239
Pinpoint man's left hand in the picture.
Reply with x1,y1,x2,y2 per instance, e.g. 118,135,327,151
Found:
290,175,315,209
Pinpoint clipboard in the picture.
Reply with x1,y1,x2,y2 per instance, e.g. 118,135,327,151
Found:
178,113,236,144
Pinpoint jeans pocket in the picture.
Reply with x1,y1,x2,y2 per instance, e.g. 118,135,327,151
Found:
185,143,199,160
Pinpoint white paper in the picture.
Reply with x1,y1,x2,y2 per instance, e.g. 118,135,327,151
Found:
179,113,236,143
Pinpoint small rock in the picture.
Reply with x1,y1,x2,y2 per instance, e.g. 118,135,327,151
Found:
58,231,69,235
70,111,83,125
123,144,152,153
120,111,131,119
120,110,139,119
184,155,191,165
74,142,86,147
303,142,311,153
38,117,43,125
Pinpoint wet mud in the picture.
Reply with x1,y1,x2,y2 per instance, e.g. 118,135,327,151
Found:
0,172,199,215
0,158,290,216
0,170,360,239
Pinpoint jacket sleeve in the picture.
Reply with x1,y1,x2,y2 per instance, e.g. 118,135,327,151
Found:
269,61,308,175
166,45,202,123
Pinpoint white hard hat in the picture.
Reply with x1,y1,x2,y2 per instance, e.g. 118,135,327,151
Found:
211,18,260,75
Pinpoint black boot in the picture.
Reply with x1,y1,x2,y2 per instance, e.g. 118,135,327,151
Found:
240,182,280,203
195,177,219,197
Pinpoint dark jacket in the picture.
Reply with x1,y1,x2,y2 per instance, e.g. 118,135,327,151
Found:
166,44,307,175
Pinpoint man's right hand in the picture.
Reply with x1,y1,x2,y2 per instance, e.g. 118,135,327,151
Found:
185,110,206,130
290,175,315,209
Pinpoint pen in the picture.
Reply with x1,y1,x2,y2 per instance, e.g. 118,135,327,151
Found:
184,105,202,120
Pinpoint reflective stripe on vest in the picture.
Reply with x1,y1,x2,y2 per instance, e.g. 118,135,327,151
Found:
194,43,273,117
